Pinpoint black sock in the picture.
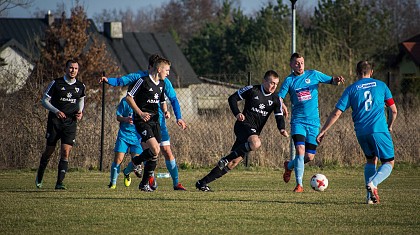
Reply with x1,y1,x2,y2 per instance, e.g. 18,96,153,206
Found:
225,142,250,161
141,159,157,185
37,154,50,182
201,166,230,184
132,148,154,165
57,159,68,185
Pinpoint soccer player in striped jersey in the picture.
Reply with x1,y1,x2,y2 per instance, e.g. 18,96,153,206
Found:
125,58,170,192
36,59,86,190
100,54,187,190
317,60,397,204
195,70,289,192
278,53,345,192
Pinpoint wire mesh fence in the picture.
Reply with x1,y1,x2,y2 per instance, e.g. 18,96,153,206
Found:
0,73,418,170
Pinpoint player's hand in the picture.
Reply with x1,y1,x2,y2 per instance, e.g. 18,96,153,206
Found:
236,113,245,121
126,116,133,124
334,76,345,85
75,111,83,121
177,119,187,130
280,129,289,137
164,111,170,119
55,111,66,119
140,112,151,122
316,131,326,144
99,77,108,83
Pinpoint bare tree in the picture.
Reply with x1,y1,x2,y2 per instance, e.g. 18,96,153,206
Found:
0,0,34,16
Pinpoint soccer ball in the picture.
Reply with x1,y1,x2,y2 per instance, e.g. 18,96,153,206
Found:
310,174,329,191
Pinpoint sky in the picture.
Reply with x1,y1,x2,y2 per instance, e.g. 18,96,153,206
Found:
6,0,314,18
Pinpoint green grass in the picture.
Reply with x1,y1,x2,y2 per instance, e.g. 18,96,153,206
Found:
1,166,419,234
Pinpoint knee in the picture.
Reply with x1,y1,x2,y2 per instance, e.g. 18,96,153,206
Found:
249,139,261,150
150,146,160,156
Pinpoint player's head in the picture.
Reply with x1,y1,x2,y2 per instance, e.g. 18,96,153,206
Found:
262,70,279,94
290,52,304,76
65,59,79,79
356,60,374,78
148,54,161,69
153,58,171,80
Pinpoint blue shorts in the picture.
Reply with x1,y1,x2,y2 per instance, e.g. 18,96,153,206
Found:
357,132,394,160
114,136,143,154
159,118,170,146
291,122,319,146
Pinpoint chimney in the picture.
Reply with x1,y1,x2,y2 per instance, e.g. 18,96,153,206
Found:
45,10,54,26
104,22,123,39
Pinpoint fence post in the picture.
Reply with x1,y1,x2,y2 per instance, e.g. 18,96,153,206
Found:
100,72,105,171
244,72,251,167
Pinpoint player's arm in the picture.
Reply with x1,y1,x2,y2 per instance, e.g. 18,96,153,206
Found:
331,76,345,85
274,98,288,137
228,91,245,121
75,96,85,120
41,80,66,119
385,99,397,132
161,102,170,119
317,108,343,144
164,79,182,120
100,71,147,87
279,97,288,119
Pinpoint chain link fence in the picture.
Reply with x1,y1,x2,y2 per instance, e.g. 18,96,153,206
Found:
0,73,419,170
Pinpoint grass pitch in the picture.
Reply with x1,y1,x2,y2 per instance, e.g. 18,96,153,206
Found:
0,166,419,234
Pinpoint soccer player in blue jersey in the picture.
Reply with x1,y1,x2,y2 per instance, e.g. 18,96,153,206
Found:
100,54,187,190
196,70,289,192
317,60,397,204
107,97,143,189
278,53,345,192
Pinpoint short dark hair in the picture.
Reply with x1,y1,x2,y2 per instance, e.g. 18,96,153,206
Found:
356,60,373,76
148,54,161,68
66,59,78,67
290,52,303,62
153,58,171,70
264,70,279,80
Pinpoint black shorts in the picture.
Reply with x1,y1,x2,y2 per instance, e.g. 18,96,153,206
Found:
46,115,77,146
231,122,259,151
135,121,161,143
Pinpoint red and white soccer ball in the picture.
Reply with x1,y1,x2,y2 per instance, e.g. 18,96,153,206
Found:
310,174,329,191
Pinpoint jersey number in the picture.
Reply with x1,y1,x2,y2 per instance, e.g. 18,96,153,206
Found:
364,91,372,111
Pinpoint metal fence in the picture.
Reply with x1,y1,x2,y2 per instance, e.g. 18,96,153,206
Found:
0,73,419,170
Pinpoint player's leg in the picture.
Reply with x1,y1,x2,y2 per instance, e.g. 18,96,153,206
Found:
55,143,72,190
366,132,395,203
357,134,378,203
36,117,59,188
290,127,306,191
36,145,56,188
109,152,125,188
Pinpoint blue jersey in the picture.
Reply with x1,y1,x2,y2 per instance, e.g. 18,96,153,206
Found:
336,78,393,136
108,71,182,121
278,70,332,125
116,97,140,145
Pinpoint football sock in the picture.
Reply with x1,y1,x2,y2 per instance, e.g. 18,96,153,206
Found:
201,166,230,184
141,159,157,185
287,160,294,170
364,163,376,198
57,159,68,185
166,159,179,186
110,162,120,185
294,155,304,186
371,163,393,187
225,142,250,161
37,153,51,183
132,148,155,165
124,161,135,175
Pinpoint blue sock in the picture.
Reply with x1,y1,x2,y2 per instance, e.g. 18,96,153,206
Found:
110,162,120,185
294,155,304,186
371,163,393,187
166,159,179,186
364,163,376,198
123,161,135,175
287,160,294,170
